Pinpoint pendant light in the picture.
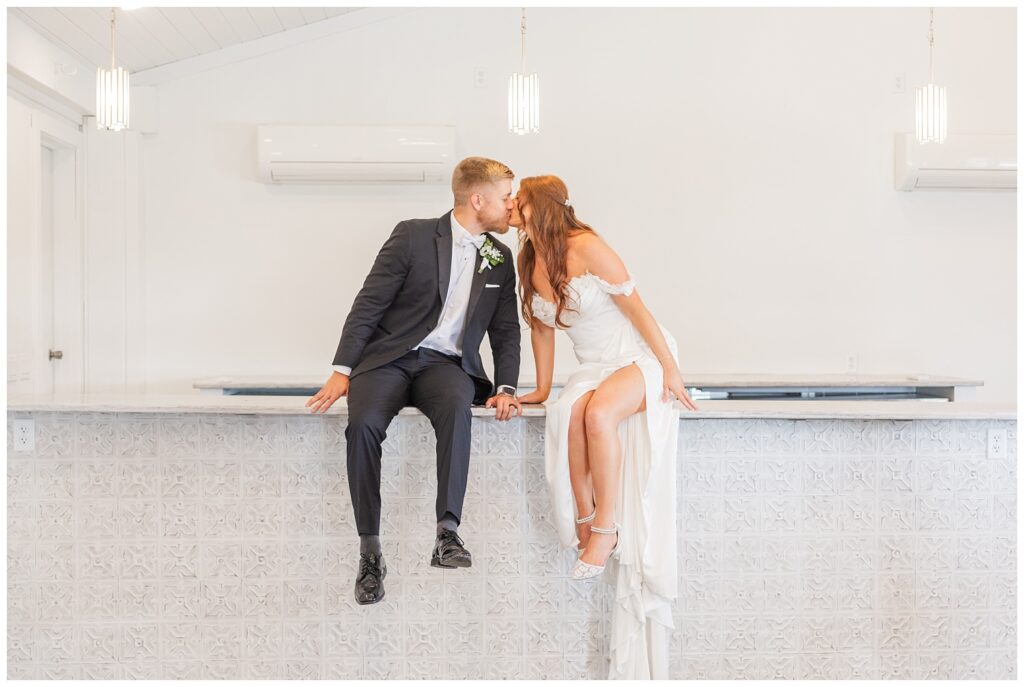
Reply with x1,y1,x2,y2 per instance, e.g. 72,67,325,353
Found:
508,8,539,135
96,7,130,131
915,8,947,144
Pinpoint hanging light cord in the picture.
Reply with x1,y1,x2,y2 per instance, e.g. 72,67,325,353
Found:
927,8,934,83
109,8,118,71
520,9,527,74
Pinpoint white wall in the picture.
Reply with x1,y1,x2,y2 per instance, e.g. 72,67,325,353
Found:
7,97,39,392
83,123,149,392
136,7,1015,400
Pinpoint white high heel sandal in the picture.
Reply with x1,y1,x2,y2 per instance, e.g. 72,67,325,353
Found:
575,511,595,553
570,523,619,580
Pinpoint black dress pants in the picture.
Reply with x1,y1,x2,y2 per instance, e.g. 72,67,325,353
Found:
345,347,476,536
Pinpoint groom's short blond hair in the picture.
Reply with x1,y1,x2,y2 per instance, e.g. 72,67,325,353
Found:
452,157,514,205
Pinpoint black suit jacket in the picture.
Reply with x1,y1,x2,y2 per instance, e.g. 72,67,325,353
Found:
333,211,521,404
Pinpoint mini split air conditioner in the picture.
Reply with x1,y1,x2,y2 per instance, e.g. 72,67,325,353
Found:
894,133,1016,191
257,125,456,183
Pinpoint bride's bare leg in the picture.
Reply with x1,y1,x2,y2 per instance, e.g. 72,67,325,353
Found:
568,390,596,548
579,364,646,567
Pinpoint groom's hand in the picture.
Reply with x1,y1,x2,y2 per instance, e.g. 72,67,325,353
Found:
485,393,522,421
307,372,349,414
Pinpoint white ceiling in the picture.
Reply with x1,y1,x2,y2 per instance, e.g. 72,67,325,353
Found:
11,7,361,74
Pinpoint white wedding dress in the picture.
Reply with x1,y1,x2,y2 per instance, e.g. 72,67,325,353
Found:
532,271,679,680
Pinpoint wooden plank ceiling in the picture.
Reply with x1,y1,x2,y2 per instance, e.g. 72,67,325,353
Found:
11,7,360,73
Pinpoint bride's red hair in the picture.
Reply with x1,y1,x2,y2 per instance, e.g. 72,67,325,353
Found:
516,175,598,329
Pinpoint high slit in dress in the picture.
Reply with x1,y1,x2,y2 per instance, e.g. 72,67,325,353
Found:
532,271,680,680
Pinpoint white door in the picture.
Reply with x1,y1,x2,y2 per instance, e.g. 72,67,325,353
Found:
7,95,84,395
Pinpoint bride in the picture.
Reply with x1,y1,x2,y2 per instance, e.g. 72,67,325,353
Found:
511,175,698,679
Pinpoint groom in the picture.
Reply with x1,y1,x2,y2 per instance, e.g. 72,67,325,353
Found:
307,157,523,605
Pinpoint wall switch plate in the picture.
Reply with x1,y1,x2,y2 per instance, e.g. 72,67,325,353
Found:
13,419,34,453
988,428,1007,459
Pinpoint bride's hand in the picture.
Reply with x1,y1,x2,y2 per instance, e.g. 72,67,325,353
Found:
663,366,699,411
517,390,548,405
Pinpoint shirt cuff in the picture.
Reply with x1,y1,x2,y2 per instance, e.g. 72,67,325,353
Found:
332,365,352,377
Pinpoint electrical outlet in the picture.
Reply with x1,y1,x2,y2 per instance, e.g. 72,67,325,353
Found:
988,428,1007,459
13,419,34,453
473,68,486,88
894,72,906,94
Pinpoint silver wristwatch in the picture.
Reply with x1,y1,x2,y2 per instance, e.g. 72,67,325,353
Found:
496,385,517,397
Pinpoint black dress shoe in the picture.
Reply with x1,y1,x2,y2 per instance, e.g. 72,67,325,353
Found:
354,553,386,605
431,529,472,568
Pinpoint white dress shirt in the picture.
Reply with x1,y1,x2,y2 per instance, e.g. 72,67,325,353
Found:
333,211,483,377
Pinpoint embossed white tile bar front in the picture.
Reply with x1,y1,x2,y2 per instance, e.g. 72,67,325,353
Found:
5,409,1017,679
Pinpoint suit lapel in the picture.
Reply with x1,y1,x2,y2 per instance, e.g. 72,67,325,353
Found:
435,212,453,304
464,232,491,325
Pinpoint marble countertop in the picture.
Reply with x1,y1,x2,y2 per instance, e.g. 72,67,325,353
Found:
193,373,984,390
7,394,1015,420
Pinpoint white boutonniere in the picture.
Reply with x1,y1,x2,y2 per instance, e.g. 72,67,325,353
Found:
478,237,505,273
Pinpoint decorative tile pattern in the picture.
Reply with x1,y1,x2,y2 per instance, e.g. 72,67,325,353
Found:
5,411,1016,679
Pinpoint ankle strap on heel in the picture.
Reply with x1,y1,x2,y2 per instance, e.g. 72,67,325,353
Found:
575,511,596,525
590,523,617,535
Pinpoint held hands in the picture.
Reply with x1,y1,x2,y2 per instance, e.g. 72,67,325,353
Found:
662,365,699,411
306,371,349,414
485,393,522,421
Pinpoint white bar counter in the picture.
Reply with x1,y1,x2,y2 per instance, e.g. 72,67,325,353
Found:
6,394,1016,679
8,393,1014,420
